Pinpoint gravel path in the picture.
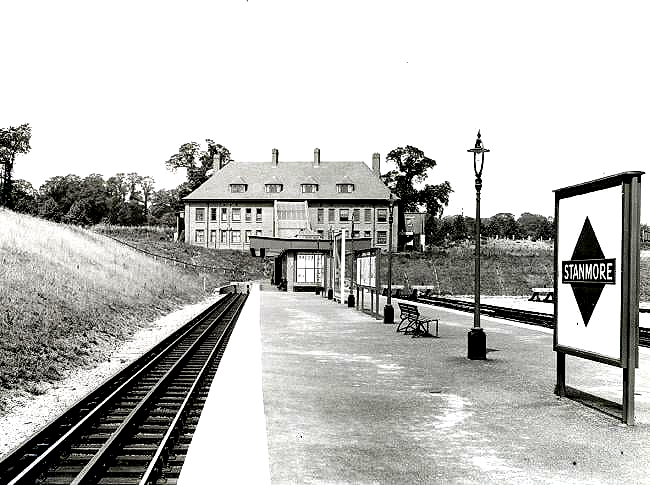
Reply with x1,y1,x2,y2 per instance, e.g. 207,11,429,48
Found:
0,295,220,458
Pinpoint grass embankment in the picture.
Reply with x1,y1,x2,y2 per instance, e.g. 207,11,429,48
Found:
92,224,272,281
382,240,649,301
0,210,261,411
383,241,554,296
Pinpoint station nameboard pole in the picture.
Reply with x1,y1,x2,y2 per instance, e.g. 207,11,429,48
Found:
553,171,643,425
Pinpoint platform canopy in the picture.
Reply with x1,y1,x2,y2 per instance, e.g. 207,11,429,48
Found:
249,236,372,257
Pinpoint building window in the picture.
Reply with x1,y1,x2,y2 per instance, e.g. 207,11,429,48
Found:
336,183,354,193
377,208,387,222
377,231,387,245
265,184,283,193
301,184,318,193
230,184,247,193
195,229,205,243
353,231,360,238
317,229,324,238
195,208,205,222
328,208,335,222
210,207,217,221
339,209,349,222
209,229,217,243
317,208,324,223
256,208,262,222
364,208,372,222
245,230,252,243
221,208,228,222
245,208,252,222
256,230,262,237
232,208,241,222
232,230,241,243
364,230,371,238
353,208,360,222
220,230,228,243
296,254,324,284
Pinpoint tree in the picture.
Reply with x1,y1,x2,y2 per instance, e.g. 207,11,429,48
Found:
38,197,63,222
140,176,155,219
517,212,554,240
381,145,453,249
486,213,521,239
78,174,109,224
39,175,83,217
11,179,38,215
0,123,32,208
165,139,231,193
149,188,181,226
63,199,93,225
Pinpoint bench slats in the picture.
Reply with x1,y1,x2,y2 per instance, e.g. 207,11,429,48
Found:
397,302,438,338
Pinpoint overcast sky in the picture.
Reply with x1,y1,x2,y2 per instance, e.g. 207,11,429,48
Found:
3,1,649,221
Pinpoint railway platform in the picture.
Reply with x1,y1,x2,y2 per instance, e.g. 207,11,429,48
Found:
180,285,650,484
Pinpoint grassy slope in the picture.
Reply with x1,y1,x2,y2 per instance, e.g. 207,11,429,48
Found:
0,210,261,410
382,240,648,301
92,224,273,281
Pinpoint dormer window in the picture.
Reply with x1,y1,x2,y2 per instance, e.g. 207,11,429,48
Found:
265,184,283,193
230,184,247,193
301,184,318,193
336,183,354,193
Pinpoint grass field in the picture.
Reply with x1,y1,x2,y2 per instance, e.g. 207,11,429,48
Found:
381,239,649,301
0,210,266,411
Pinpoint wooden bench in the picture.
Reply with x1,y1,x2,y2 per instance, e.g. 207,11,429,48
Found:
529,287,554,302
397,302,438,338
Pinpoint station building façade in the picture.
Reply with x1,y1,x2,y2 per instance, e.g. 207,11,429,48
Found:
182,148,398,252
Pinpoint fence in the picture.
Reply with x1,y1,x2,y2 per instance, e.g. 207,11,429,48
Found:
99,232,246,279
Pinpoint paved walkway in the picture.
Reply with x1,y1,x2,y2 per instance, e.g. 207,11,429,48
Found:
182,285,650,484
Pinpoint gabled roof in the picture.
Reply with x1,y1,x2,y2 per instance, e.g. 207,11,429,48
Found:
184,161,392,201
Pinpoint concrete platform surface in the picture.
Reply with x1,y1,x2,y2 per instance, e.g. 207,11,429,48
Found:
180,287,650,484
262,291,650,484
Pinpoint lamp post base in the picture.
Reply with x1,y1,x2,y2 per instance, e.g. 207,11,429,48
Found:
347,294,355,307
468,328,486,360
384,304,394,324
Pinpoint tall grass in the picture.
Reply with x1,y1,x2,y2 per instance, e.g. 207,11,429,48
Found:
0,209,212,409
379,242,555,296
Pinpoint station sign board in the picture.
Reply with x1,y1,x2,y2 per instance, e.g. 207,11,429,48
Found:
555,185,623,364
554,171,643,424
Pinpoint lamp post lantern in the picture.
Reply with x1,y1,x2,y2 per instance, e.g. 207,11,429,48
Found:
467,130,489,360
384,193,395,323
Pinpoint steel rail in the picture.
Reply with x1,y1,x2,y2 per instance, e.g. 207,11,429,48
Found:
0,294,232,484
138,295,245,485
68,295,245,484
4,294,239,485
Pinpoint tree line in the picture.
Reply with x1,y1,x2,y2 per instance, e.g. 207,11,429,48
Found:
1,125,576,243
427,212,555,247
1,125,230,227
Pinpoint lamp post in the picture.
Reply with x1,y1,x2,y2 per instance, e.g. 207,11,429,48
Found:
384,194,395,323
348,219,356,307
467,130,489,359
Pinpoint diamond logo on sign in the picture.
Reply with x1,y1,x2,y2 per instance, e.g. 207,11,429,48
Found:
561,217,616,326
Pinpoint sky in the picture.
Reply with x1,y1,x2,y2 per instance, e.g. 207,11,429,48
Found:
2,1,649,222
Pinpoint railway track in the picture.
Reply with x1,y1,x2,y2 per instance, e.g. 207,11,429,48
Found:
0,291,247,485
415,295,650,347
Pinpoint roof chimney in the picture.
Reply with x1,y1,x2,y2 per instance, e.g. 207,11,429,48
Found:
372,152,380,177
272,148,279,167
314,148,321,167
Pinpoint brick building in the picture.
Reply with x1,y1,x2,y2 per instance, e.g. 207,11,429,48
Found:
182,148,397,251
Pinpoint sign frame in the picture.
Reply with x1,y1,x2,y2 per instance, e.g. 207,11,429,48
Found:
553,171,643,425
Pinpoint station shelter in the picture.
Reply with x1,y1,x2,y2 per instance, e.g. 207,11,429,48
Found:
249,234,374,295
